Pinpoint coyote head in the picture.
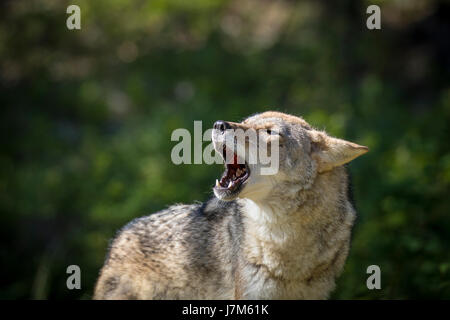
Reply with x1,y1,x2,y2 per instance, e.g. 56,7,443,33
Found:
212,111,368,201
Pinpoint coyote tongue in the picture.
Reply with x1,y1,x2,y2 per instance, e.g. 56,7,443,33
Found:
215,146,249,190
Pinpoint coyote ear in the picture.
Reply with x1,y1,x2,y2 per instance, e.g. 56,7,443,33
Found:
309,131,369,173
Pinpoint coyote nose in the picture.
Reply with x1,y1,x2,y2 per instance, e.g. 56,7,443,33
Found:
213,120,231,132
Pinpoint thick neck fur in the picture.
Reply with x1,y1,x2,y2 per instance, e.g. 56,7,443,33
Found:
238,166,354,298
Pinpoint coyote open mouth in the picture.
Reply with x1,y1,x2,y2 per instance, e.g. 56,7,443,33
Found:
214,145,250,194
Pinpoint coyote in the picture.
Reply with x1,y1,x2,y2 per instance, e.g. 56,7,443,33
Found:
94,111,368,299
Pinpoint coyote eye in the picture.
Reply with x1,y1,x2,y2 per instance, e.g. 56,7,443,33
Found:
266,129,272,135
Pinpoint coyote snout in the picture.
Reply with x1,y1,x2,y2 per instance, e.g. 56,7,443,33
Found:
211,118,282,200
94,111,368,300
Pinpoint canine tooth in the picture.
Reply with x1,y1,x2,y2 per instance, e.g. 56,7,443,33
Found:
216,179,220,187
228,181,233,188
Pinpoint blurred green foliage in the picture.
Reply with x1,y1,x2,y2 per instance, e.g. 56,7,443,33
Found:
1,0,449,299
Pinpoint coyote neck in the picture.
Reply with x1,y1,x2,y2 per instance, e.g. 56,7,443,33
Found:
239,170,354,295
241,195,325,251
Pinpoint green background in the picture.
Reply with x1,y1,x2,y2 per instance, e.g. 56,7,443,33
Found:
1,0,449,299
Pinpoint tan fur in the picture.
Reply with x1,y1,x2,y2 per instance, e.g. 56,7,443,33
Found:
94,111,368,300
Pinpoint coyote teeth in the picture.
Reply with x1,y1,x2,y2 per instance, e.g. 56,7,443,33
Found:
228,181,233,188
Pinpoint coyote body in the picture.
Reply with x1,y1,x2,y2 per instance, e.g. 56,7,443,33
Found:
94,111,368,299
